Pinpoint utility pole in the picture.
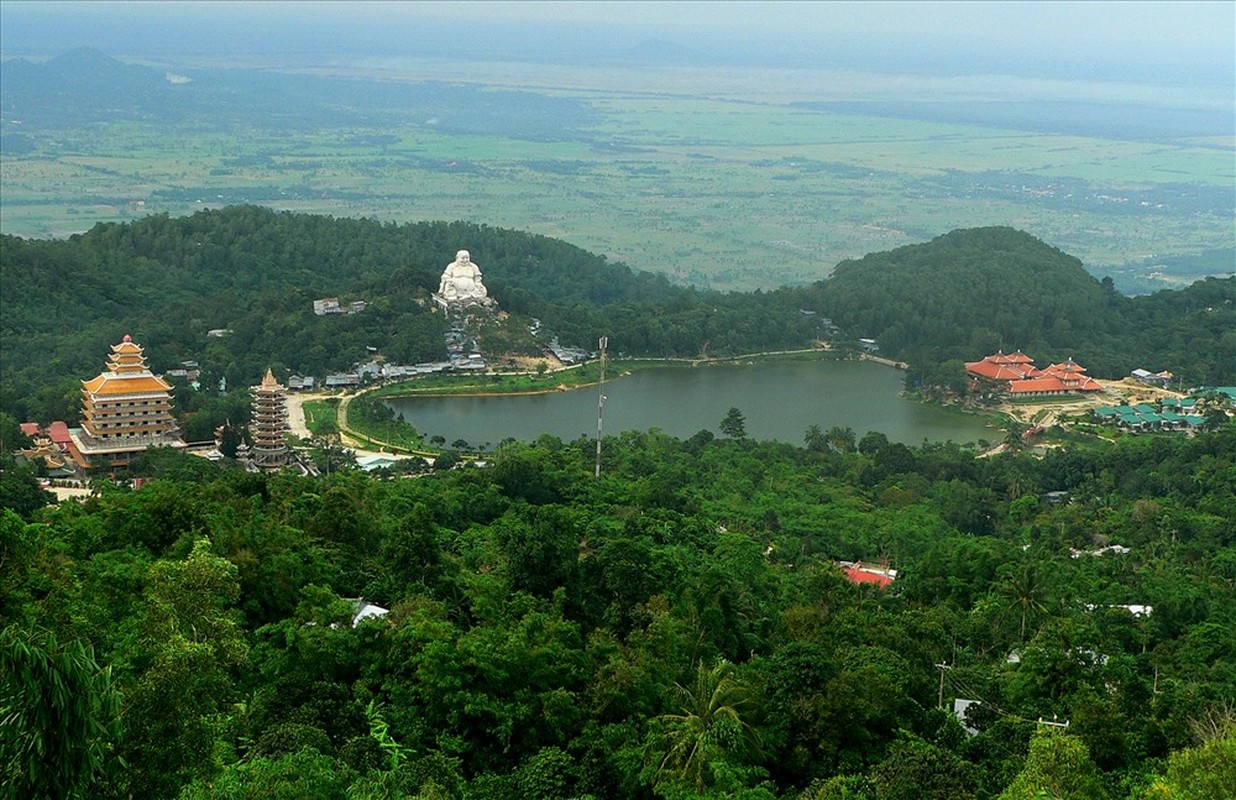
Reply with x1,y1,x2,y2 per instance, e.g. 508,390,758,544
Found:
936,662,952,709
595,336,608,480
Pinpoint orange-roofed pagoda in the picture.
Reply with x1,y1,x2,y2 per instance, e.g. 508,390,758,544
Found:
20,436,70,475
248,368,291,470
71,334,184,468
966,350,1103,397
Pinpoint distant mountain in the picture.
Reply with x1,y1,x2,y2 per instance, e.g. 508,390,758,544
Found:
0,48,182,126
0,48,597,140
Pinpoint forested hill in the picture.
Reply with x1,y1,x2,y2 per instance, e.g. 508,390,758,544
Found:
814,227,1115,354
2,208,1233,424
1,205,763,422
804,227,1236,384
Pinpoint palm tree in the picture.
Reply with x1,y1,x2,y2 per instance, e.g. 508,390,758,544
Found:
804,424,827,452
998,562,1049,642
651,659,762,792
826,425,857,453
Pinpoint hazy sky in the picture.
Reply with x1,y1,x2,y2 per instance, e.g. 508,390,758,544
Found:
2,1,1233,85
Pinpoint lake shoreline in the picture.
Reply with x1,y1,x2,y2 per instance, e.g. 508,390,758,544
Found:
365,348,847,401
379,357,999,448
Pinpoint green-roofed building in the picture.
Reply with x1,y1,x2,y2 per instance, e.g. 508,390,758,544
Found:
1195,387,1236,407
1161,397,1198,412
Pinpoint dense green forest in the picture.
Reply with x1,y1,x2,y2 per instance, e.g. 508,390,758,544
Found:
4,421,1235,798
805,228,1236,388
2,207,1233,426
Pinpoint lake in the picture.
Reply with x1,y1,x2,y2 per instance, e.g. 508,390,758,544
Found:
384,359,997,448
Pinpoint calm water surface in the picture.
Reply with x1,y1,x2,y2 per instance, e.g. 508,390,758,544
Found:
385,360,996,447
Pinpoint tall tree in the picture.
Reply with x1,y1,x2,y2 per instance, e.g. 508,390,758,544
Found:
719,408,747,440
0,627,123,799
997,730,1108,800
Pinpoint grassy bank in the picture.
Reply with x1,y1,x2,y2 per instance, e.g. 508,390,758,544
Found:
365,350,844,400
301,398,341,437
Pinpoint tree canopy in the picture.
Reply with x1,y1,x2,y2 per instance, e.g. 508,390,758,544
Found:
3,420,1235,798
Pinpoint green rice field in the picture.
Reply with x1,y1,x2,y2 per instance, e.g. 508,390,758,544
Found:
2,59,1231,292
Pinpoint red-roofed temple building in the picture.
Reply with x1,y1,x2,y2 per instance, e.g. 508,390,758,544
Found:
966,351,1103,397
70,335,184,468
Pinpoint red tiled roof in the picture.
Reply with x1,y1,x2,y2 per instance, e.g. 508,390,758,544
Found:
20,422,40,436
1003,350,1035,364
966,351,1044,381
1008,378,1065,394
967,360,1040,381
1007,375,1103,394
1042,359,1087,376
969,352,1103,394
47,421,72,444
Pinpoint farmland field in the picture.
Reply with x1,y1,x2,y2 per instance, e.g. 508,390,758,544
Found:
1,55,1231,292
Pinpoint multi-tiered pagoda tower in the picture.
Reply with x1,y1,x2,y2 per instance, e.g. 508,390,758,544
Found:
248,368,291,470
71,334,184,468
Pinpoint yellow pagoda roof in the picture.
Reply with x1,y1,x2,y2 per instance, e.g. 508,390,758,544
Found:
100,335,150,373
82,374,173,395
82,335,174,395
21,437,65,469
260,368,280,390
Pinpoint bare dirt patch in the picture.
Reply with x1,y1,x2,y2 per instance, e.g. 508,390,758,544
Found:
994,379,1185,426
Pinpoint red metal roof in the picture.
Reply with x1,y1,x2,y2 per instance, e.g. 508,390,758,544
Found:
843,566,895,589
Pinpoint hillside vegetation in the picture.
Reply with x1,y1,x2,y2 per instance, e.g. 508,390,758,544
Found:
807,227,1236,386
2,209,1233,425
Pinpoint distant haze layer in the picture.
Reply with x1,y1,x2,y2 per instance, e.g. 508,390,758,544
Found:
1,1,1232,88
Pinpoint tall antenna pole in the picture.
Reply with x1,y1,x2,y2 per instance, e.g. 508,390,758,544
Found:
595,335,608,479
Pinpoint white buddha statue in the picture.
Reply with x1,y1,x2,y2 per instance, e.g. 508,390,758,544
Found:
437,250,490,304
